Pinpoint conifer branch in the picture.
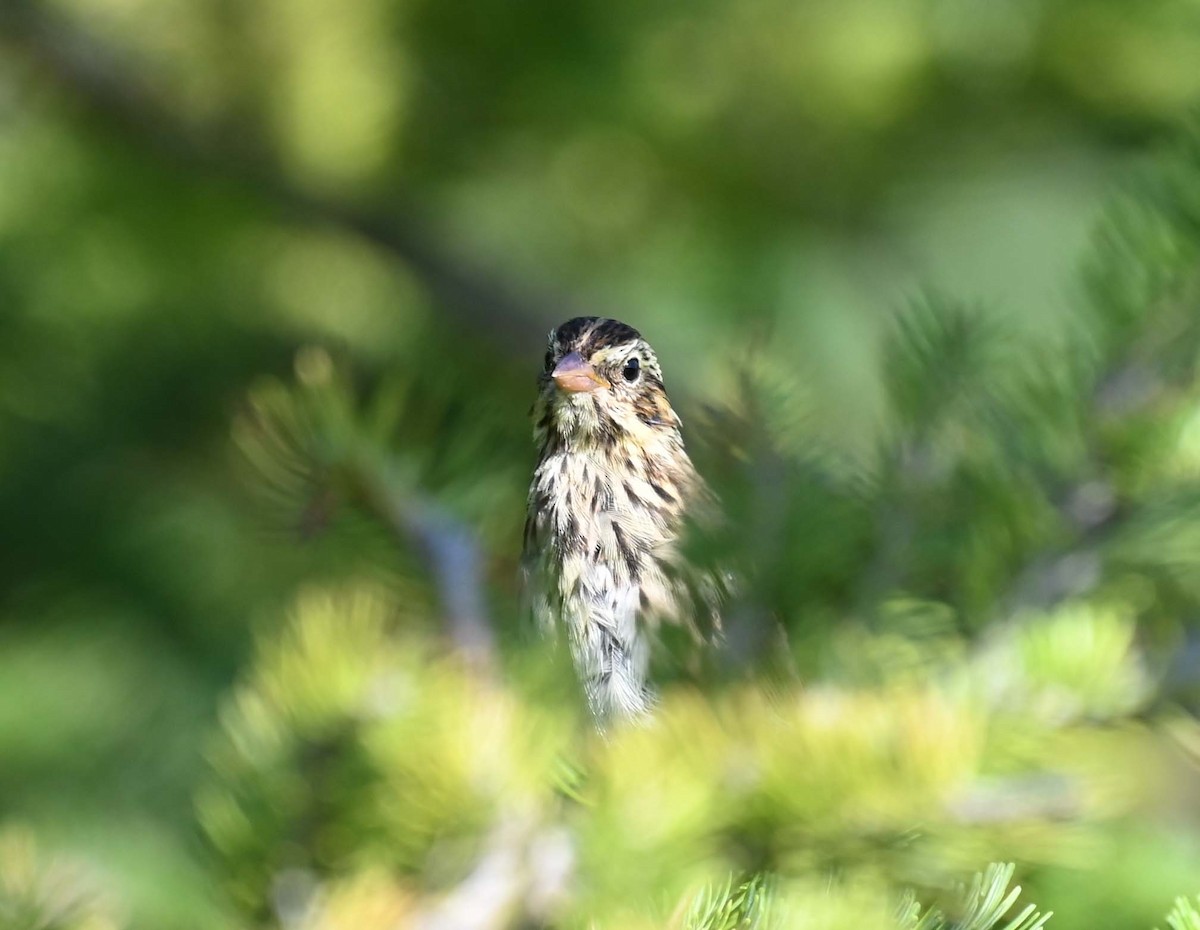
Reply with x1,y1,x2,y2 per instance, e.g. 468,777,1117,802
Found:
236,368,497,667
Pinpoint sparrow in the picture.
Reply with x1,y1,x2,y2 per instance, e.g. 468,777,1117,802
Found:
522,317,717,720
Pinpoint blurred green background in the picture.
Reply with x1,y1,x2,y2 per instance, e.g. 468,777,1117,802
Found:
3,0,1200,927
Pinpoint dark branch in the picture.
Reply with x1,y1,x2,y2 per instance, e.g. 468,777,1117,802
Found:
0,0,582,355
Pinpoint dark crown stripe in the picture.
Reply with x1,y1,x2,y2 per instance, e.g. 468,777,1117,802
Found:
554,317,642,357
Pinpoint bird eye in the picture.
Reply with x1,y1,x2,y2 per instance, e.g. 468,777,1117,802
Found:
622,357,641,382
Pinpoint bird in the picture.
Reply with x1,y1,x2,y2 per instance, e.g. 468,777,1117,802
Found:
521,316,719,721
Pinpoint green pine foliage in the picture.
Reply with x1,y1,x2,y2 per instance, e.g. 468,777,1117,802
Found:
1159,897,1200,930
187,579,1168,927
684,863,1053,930
5,1,1200,926
0,828,120,930
175,119,1200,928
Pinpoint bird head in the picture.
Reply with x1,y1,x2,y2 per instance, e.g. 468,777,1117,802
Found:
534,317,680,448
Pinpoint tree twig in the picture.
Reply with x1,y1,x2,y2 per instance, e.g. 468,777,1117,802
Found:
355,468,497,670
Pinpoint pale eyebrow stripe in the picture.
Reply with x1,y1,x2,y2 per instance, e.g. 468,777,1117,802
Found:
591,342,643,365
